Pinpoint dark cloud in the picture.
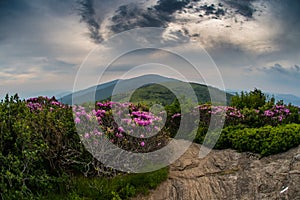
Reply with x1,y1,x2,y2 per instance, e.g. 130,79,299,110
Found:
269,64,288,74
108,0,263,42
0,0,33,30
222,0,257,18
78,0,217,42
241,0,300,66
271,0,300,21
261,64,300,77
110,0,202,35
0,0,74,21
74,0,269,44
0,0,76,45
0,0,32,17
154,0,190,14
197,3,226,19
269,0,300,54
110,4,171,33
76,0,103,43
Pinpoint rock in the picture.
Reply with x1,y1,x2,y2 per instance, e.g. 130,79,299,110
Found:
294,154,300,161
132,141,300,200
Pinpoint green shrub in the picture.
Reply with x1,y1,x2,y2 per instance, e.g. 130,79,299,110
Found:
0,95,169,199
194,123,300,156
0,95,64,199
195,124,247,149
208,123,300,156
0,95,103,199
240,108,263,128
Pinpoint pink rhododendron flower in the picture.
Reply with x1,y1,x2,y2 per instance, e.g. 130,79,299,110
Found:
171,113,181,118
74,117,81,124
84,133,90,139
118,127,125,133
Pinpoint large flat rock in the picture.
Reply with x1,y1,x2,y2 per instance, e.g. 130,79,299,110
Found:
133,140,300,200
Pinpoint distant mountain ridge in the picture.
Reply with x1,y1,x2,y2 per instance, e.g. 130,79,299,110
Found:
272,93,300,106
59,75,178,105
59,74,232,105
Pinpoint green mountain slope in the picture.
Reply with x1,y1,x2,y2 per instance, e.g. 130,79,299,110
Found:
112,81,232,106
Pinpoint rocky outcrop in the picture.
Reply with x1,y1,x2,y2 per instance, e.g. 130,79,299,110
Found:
133,140,300,200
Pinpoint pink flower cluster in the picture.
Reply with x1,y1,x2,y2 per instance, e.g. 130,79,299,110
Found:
27,101,43,111
26,96,67,112
131,111,162,126
73,105,92,124
193,105,243,119
263,105,290,122
96,101,114,108
171,104,294,126
73,102,165,148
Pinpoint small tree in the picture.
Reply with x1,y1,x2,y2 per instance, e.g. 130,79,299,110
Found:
231,88,272,109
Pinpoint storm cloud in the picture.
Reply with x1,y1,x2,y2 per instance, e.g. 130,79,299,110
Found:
77,0,103,43
222,0,257,18
110,4,170,33
154,0,190,14
110,0,202,34
75,0,266,44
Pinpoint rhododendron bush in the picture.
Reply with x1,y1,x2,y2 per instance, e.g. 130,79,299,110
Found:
170,103,300,131
169,101,300,151
73,101,169,153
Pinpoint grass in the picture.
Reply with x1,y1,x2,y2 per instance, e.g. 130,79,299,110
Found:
40,167,169,200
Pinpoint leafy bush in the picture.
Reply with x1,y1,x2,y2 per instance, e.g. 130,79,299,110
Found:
233,124,300,156
0,94,64,199
206,124,300,156
0,95,169,199
170,101,300,134
239,104,300,128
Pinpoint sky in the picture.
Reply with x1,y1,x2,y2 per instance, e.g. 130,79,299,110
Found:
0,0,300,98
